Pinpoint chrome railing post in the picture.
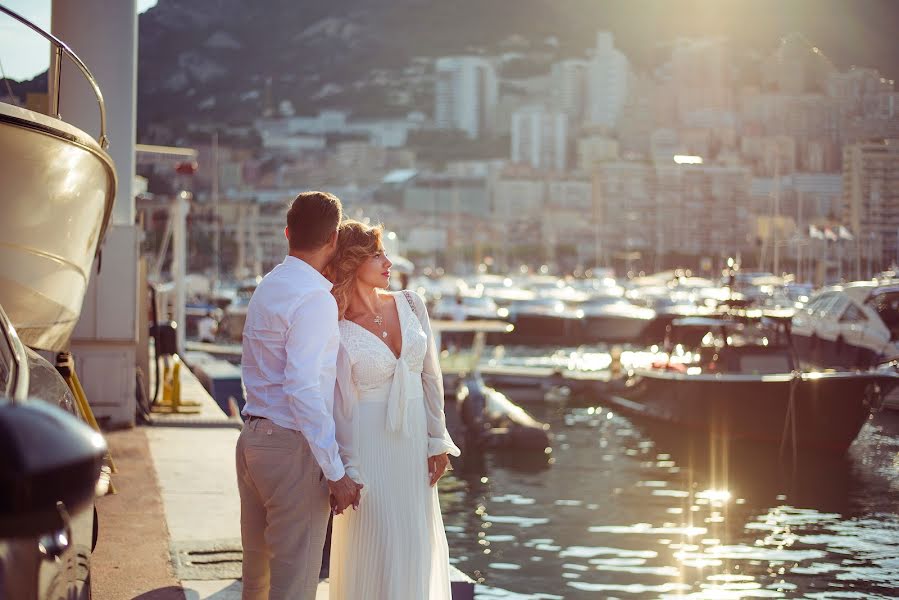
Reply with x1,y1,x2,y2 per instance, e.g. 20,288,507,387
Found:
0,5,109,150
49,45,63,118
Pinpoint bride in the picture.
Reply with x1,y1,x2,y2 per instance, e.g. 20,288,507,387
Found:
326,219,461,599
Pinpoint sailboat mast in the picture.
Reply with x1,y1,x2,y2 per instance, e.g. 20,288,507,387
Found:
772,149,780,277
212,132,221,285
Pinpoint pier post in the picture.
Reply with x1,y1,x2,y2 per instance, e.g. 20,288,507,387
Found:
53,0,140,427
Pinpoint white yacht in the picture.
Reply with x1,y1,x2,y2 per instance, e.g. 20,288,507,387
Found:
791,281,899,369
0,6,116,351
791,280,899,410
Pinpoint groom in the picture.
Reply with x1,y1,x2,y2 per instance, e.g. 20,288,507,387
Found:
236,191,363,600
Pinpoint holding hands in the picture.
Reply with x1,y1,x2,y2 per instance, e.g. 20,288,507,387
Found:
328,475,363,515
428,453,450,487
328,452,449,515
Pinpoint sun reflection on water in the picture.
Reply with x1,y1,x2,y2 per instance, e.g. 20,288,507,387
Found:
440,392,899,599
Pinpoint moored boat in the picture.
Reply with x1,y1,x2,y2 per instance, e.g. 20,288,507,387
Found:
791,280,899,410
604,313,899,453
0,6,116,351
578,297,655,343
791,280,899,370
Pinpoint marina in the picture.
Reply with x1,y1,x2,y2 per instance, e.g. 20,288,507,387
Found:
2,1,899,598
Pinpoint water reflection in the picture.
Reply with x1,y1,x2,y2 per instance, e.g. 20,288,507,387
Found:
441,399,899,599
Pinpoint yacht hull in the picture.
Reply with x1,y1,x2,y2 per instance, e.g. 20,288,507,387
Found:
583,315,651,343
0,104,116,351
605,370,897,453
791,333,899,410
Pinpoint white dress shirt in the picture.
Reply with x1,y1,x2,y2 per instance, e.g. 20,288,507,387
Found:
241,255,345,481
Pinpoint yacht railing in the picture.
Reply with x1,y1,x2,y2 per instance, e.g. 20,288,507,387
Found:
0,4,109,150
0,303,30,403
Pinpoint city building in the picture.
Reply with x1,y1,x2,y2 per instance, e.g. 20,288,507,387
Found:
843,139,899,269
511,105,568,171
667,37,734,123
492,168,546,219
546,176,593,212
593,158,753,267
587,32,630,130
403,173,491,217
653,160,754,262
254,110,425,149
749,173,844,231
740,135,797,177
593,161,655,259
550,58,589,127
827,67,893,117
434,56,499,139
616,73,656,156
577,134,619,172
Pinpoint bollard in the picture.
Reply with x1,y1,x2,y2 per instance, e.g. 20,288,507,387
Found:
152,354,201,414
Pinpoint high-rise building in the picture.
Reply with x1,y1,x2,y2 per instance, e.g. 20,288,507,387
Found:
653,161,753,260
511,105,568,172
827,67,893,117
587,32,630,130
434,56,498,139
551,59,589,127
668,37,734,123
616,73,656,156
593,158,753,264
843,139,899,269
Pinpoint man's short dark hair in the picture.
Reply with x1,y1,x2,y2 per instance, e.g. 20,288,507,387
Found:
286,191,343,251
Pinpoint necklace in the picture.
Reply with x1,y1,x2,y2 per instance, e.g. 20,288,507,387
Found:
373,313,388,338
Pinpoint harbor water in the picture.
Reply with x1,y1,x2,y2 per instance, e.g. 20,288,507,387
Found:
440,397,899,599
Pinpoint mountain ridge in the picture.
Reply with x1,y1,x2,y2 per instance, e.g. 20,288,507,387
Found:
6,0,899,138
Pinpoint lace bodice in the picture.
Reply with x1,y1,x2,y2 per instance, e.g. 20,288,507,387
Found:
338,292,428,392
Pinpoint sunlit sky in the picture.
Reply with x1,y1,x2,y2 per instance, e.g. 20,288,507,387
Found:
0,0,157,81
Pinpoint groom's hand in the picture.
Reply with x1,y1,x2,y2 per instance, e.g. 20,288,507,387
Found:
428,453,450,487
328,475,363,514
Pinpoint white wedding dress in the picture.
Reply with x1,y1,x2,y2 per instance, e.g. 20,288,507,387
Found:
329,290,461,600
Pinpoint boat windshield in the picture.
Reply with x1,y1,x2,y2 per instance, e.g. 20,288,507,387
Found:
867,291,899,341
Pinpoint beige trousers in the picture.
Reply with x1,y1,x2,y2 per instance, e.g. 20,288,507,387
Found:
236,417,330,600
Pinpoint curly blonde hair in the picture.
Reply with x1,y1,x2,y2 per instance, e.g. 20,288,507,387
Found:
326,219,384,318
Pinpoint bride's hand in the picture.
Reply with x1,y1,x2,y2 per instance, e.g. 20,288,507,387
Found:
428,453,450,487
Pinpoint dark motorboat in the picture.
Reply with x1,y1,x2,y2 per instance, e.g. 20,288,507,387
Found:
498,299,583,346
578,297,655,343
455,375,552,452
637,298,715,344
435,320,552,452
604,313,899,454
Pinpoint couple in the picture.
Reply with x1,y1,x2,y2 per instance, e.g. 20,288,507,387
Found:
235,191,461,600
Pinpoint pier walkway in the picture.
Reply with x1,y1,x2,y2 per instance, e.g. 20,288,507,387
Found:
92,358,328,599
92,355,473,599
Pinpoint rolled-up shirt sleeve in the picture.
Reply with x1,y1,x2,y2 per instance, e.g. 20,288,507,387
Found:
284,290,345,481
414,292,462,458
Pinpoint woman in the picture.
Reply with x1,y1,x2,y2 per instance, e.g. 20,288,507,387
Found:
326,220,461,600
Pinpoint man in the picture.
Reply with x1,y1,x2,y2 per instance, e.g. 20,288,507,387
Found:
197,310,218,343
236,191,362,600
446,294,467,351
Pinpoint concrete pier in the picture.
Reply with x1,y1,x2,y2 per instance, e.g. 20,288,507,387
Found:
93,359,473,599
